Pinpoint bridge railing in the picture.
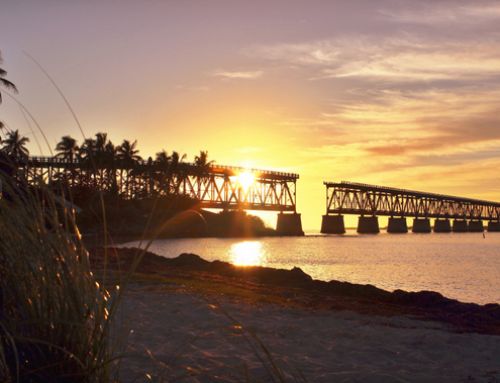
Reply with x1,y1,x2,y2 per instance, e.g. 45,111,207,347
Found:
24,156,299,180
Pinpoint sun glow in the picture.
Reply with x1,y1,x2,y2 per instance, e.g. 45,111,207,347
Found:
236,170,255,191
230,241,265,266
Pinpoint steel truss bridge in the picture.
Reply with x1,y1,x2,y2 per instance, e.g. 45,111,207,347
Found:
324,181,500,221
11,156,298,212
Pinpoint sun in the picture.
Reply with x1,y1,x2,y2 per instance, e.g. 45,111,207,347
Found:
237,170,255,191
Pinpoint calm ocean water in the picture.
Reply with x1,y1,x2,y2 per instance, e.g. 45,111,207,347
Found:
122,231,500,304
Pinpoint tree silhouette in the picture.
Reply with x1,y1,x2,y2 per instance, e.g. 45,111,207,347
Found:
0,52,17,104
170,151,186,170
117,139,142,164
1,130,29,159
0,52,17,139
78,138,96,161
194,150,214,167
155,150,170,167
55,136,79,161
169,151,187,194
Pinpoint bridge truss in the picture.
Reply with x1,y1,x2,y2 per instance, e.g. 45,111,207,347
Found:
11,156,298,212
325,181,500,221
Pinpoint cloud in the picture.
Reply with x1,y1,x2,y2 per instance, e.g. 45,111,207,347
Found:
290,84,500,185
213,70,263,79
379,2,500,25
248,36,500,86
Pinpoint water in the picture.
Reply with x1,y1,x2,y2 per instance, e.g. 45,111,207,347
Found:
122,231,500,304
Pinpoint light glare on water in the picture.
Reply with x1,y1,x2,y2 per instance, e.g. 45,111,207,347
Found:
230,241,265,266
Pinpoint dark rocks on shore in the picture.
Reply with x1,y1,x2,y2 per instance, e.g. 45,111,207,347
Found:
90,247,500,336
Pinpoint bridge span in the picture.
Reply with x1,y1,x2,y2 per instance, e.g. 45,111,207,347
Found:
5,156,303,235
321,181,500,234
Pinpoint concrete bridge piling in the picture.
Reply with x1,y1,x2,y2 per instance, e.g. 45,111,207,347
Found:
468,220,484,232
412,218,431,233
452,219,468,232
276,213,304,236
387,217,408,233
487,221,500,232
320,214,345,234
357,216,380,234
434,219,451,233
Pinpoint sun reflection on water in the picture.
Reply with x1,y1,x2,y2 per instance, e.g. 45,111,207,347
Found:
230,241,265,266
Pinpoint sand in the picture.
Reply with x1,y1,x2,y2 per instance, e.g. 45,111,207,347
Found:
117,285,500,383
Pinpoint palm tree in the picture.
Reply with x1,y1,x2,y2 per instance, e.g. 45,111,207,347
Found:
170,151,186,168
104,141,117,164
1,52,17,140
155,150,170,167
154,150,171,194
78,138,96,161
117,139,142,164
0,52,17,104
102,140,118,193
169,151,187,194
94,132,108,153
91,132,112,167
194,150,214,168
1,130,29,160
55,135,78,162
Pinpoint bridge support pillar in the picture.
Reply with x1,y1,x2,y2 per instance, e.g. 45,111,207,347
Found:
434,219,451,233
468,220,484,232
357,216,379,234
487,221,500,232
452,219,468,232
276,213,304,236
412,218,431,233
321,215,345,234
387,217,408,233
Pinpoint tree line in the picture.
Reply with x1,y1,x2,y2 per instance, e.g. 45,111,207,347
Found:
0,130,214,169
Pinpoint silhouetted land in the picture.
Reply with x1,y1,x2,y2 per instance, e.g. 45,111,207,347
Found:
91,247,500,336
77,192,276,246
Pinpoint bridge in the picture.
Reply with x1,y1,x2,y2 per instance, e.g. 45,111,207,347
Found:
7,156,303,235
321,181,500,234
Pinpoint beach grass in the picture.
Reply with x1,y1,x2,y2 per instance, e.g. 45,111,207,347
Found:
0,177,120,382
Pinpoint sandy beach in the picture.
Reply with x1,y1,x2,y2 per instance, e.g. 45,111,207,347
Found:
89,247,500,382
118,285,500,383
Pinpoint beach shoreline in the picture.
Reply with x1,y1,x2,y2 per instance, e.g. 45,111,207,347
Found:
91,247,500,336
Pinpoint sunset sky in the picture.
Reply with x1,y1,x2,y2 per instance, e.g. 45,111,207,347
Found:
1,0,500,230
